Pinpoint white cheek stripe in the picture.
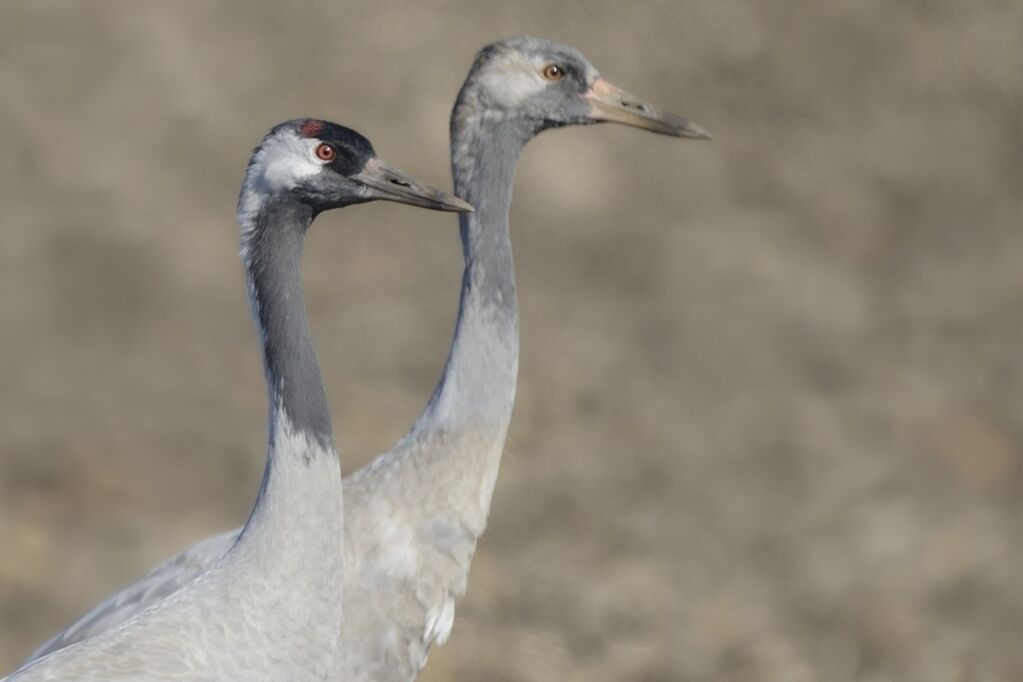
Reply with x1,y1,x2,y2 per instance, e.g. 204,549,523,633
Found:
237,128,324,245
255,130,323,194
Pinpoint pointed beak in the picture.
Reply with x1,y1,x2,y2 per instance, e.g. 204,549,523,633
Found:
352,158,474,213
584,78,712,139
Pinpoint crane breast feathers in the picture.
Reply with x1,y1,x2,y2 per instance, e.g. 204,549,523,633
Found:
26,530,236,664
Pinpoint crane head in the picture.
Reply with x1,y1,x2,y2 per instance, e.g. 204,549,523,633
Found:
456,36,711,140
241,120,473,215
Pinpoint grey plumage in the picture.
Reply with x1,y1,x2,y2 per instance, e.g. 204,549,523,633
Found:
246,197,334,447
20,37,708,681
4,119,469,681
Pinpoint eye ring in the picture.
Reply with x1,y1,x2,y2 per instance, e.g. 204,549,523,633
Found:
542,64,565,81
315,143,336,162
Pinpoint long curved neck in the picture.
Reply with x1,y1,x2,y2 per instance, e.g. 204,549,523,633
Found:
417,115,530,434
236,195,341,552
244,198,334,449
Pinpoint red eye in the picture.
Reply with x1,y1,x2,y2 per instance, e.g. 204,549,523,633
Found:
315,143,336,161
542,64,565,81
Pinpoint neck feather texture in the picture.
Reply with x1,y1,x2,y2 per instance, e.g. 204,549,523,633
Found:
243,197,334,450
415,115,530,434
236,195,342,551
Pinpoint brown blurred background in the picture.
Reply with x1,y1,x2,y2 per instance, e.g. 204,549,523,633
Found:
1,1,1022,680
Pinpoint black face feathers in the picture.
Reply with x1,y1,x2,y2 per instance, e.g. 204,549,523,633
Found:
291,118,376,177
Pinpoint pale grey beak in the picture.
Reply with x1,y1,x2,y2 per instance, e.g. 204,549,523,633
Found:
353,158,474,213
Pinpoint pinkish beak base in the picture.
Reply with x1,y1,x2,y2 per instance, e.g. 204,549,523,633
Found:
584,78,712,139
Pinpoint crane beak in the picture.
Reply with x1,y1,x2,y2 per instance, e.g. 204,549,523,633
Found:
353,158,474,213
584,78,712,139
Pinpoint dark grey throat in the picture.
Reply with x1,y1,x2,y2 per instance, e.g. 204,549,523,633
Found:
243,196,334,448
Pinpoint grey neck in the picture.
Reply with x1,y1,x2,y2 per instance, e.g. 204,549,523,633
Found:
242,196,334,450
416,114,532,431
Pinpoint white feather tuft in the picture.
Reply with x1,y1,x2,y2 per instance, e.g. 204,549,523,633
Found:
237,127,323,258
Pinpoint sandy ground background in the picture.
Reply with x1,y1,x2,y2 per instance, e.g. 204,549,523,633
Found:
1,1,1022,680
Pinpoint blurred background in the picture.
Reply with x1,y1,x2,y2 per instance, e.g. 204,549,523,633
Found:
1,1,1021,680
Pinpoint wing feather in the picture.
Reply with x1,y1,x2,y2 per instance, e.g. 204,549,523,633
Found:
25,530,237,663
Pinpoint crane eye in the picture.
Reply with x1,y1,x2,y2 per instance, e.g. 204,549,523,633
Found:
315,143,336,162
541,64,565,81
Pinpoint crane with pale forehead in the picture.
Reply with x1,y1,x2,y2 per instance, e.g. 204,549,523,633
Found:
20,36,710,682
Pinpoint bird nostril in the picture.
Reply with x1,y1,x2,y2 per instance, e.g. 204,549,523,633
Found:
390,178,412,188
